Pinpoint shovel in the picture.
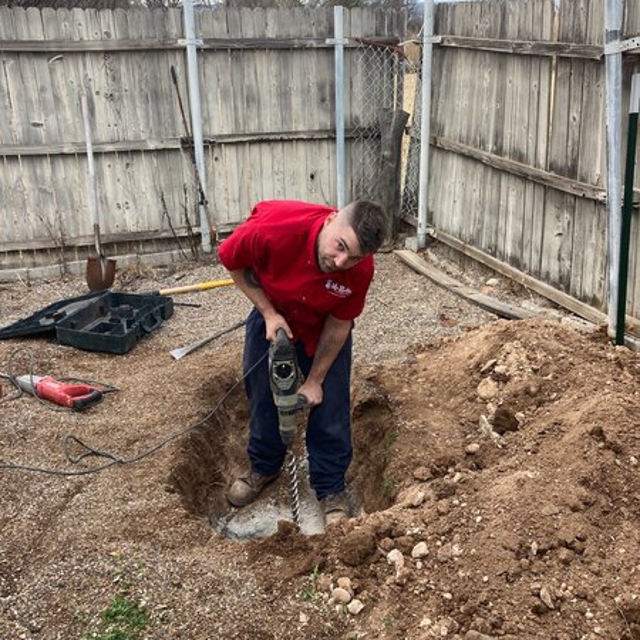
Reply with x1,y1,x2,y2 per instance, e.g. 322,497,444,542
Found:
81,85,116,291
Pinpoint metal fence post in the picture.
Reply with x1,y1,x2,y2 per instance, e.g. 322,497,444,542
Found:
334,6,346,210
604,0,623,335
417,0,434,249
183,0,211,253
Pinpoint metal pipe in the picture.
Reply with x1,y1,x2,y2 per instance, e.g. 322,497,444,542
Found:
334,6,346,210
604,0,623,335
615,74,640,345
183,0,211,253
417,0,435,249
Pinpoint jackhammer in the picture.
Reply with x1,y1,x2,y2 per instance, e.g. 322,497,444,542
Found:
268,328,307,527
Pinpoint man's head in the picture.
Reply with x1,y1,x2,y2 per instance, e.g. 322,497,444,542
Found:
316,200,386,273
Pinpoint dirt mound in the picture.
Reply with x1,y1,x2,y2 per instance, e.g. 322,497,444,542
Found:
243,319,640,640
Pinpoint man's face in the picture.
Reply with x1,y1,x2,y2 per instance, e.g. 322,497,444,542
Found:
316,211,365,273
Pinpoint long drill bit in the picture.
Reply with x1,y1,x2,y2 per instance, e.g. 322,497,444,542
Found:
285,449,301,527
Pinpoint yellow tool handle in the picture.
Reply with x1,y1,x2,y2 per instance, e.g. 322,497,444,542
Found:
158,279,234,296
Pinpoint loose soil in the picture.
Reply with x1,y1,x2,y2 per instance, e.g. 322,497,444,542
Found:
0,252,638,640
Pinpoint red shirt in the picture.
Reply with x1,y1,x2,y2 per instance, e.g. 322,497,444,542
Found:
218,200,374,355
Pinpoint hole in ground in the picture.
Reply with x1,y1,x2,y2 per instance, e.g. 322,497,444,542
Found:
169,366,396,540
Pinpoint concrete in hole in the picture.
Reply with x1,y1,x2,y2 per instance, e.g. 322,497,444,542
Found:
212,458,326,540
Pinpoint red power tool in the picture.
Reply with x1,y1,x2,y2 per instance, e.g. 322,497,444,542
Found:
15,375,103,411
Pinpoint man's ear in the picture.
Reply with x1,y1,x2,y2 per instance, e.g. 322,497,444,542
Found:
325,211,338,225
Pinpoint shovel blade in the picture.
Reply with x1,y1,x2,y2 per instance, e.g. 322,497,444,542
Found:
86,256,116,291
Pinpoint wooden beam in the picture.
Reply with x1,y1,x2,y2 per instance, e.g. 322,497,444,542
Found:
438,35,603,60
0,249,188,284
394,249,535,320
0,128,369,158
0,228,198,253
431,136,640,205
0,36,394,54
431,229,640,337
0,139,181,157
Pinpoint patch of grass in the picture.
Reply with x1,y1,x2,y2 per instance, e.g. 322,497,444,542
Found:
82,596,149,640
300,564,322,605
382,614,396,630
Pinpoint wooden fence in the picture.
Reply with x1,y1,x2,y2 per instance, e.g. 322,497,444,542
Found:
0,6,404,278
424,0,640,324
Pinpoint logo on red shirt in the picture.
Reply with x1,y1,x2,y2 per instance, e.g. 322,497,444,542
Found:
325,279,353,298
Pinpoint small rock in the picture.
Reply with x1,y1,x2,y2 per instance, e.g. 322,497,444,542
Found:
331,587,352,604
299,612,309,624
478,414,501,444
393,567,412,585
557,548,575,566
316,574,332,592
337,577,352,594
486,278,500,287
413,466,432,481
541,504,561,516
379,537,395,552
436,499,450,515
387,549,405,570
337,529,377,566
437,543,454,563
539,585,555,609
465,443,480,455
411,541,429,558
400,485,426,508
466,631,497,640
630,456,638,467
394,535,415,553
492,364,510,382
346,599,364,615
464,630,496,640
477,378,499,400
480,358,497,373
526,381,540,397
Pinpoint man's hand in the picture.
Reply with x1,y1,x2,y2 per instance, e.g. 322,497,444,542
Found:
297,378,323,407
264,311,293,342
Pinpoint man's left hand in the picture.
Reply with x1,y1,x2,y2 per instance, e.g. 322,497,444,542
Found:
298,379,323,407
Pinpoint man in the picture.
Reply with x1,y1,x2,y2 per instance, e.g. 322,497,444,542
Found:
218,199,386,525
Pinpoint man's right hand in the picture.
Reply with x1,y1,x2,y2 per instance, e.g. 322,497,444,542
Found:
263,311,293,342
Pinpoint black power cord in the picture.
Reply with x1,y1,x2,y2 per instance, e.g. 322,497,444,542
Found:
0,349,268,477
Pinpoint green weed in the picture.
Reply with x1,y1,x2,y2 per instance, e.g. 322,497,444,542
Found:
82,595,149,640
300,564,322,605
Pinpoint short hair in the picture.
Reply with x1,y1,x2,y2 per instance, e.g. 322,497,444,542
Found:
343,200,387,255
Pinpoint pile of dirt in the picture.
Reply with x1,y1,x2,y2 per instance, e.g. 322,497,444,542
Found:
0,258,638,640
268,318,640,640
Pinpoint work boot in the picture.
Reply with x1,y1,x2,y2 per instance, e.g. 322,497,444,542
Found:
226,471,280,508
320,490,350,526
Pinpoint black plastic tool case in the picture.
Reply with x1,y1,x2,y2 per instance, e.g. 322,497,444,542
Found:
56,292,173,354
0,291,103,339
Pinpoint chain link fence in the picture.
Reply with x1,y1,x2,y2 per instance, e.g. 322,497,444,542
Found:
350,40,422,224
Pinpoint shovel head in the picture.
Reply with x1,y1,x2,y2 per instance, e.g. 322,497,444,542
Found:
86,256,116,291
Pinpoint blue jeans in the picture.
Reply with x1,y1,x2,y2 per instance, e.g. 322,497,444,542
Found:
242,308,353,500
